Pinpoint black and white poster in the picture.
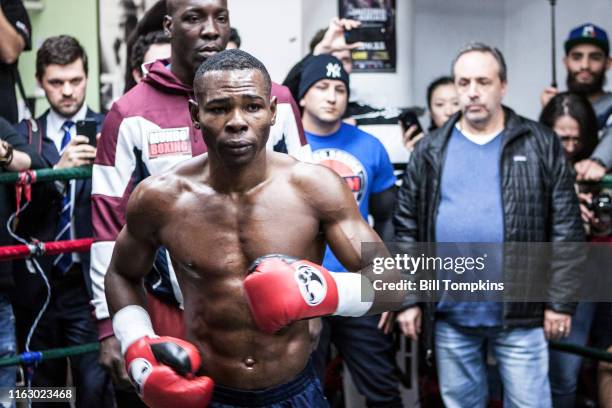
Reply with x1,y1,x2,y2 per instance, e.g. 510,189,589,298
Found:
338,0,397,72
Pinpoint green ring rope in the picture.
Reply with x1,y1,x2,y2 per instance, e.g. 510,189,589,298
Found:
0,166,92,185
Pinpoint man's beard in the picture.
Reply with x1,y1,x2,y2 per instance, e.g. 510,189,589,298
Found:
567,69,607,96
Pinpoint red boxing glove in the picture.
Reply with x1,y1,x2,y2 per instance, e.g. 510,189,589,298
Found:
244,254,339,333
125,336,214,408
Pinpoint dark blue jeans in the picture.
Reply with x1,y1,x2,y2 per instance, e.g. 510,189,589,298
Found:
0,294,16,408
549,302,612,408
14,273,113,408
312,315,403,408
435,320,551,408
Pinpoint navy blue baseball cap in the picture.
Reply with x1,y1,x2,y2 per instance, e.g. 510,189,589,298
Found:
298,54,350,101
564,23,609,56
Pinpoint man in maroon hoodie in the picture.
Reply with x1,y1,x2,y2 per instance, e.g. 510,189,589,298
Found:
91,0,308,391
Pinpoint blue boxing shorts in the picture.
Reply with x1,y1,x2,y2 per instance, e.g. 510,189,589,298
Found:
209,362,328,407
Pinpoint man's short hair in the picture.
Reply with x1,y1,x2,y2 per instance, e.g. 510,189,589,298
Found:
130,30,170,72
229,27,241,48
36,35,88,80
309,28,327,53
451,42,507,83
194,49,272,97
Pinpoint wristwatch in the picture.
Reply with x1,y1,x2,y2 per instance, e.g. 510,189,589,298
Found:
0,141,14,167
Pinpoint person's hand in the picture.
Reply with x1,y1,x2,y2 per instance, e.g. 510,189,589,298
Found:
396,306,421,340
544,309,572,340
540,86,559,108
313,17,363,55
378,311,395,334
99,335,132,389
0,141,7,157
578,192,595,224
243,255,341,333
575,159,607,182
125,336,214,408
401,124,424,152
54,135,96,169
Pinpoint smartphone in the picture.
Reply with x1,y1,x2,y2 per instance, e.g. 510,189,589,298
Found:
344,26,387,44
398,111,424,139
76,119,97,147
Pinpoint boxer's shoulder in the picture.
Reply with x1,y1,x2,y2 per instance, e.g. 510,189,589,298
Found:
286,158,352,214
289,159,345,191
127,156,206,213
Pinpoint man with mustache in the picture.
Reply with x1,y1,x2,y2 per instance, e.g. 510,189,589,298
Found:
541,23,612,181
90,0,309,396
395,43,583,407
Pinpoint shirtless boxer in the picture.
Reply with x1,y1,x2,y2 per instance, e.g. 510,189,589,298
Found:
93,0,308,387
105,49,403,407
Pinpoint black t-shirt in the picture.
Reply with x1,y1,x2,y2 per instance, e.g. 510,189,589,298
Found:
0,116,43,289
0,0,31,124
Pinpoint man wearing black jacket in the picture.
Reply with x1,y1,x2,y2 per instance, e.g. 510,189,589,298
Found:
0,116,45,391
393,43,584,407
0,0,31,123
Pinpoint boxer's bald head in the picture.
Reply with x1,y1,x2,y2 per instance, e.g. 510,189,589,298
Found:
193,49,271,98
189,49,276,167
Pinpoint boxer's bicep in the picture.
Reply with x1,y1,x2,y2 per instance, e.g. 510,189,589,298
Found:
326,215,381,272
321,184,405,311
298,163,383,270
295,163,405,312
110,226,158,281
105,179,166,315
105,226,156,315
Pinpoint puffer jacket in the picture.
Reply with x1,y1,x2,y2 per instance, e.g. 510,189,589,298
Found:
393,106,585,361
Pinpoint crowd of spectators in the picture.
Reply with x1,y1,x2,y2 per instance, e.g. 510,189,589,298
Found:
0,0,610,407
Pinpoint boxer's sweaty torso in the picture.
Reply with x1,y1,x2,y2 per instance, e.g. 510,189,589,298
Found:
140,152,326,389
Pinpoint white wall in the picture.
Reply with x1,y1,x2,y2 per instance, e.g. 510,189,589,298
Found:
228,0,303,83
411,0,505,110
227,0,611,119
503,0,612,120
412,0,612,120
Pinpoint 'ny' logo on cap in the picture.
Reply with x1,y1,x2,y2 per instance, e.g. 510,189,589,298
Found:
582,25,596,38
326,63,342,79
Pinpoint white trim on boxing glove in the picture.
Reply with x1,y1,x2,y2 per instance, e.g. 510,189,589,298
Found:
331,272,374,317
113,305,157,354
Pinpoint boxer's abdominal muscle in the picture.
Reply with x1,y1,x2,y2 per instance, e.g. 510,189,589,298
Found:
159,166,325,389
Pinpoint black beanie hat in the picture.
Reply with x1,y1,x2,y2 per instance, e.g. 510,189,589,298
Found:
298,54,350,100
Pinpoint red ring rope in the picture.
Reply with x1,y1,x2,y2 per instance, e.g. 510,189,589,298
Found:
0,238,93,261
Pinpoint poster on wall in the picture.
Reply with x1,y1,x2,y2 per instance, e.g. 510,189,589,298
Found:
99,0,161,111
338,0,397,73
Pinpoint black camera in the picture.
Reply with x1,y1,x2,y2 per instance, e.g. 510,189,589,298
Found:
398,110,423,140
589,193,612,234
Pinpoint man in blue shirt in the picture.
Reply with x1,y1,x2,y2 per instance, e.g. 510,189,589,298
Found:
299,54,402,407
394,43,584,408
